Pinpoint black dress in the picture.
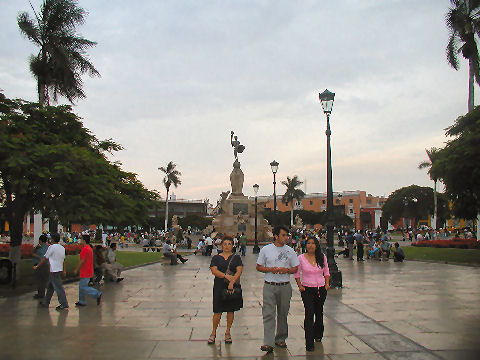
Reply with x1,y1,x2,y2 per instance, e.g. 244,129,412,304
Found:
210,254,243,313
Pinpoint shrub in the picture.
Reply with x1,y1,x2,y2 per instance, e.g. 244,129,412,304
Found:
412,238,479,249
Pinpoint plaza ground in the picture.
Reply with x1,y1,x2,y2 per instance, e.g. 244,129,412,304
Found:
1,248,479,359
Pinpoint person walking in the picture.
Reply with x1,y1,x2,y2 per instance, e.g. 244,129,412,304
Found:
345,231,354,260
34,233,69,311
256,226,300,353
32,234,49,299
205,234,214,256
74,235,102,307
239,232,247,257
295,236,330,351
354,230,364,261
208,237,243,345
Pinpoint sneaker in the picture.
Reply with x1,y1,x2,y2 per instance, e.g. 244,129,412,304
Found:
182,258,188,263
97,294,102,306
55,305,69,311
75,302,86,307
116,278,124,283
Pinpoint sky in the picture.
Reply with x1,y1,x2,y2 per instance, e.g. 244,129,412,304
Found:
0,0,473,204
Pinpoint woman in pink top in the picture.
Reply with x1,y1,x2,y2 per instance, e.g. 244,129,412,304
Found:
295,236,330,352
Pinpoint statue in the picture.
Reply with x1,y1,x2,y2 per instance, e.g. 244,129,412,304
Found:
217,190,230,214
172,215,179,227
294,214,303,229
230,131,245,161
230,160,244,195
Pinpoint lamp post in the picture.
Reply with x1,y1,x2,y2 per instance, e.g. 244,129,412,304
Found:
270,160,279,227
319,89,342,288
337,193,344,246
253,184,260,254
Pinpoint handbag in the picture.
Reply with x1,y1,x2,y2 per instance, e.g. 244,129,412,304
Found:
222,255,242,301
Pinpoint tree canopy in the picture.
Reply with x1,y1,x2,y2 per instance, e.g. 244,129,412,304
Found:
431,106,480,219
381,185,450,226
0,93,155,246
17,0,99,105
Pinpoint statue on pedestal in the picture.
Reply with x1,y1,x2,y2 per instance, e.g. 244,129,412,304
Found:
230,131,245,196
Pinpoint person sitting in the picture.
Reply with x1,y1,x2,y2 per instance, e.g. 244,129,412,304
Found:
171,241,188,263
336,247,349,258
380,238,392,261
195,239,205,255
369,241,381,260
91,245,106,285
141,236,150,252
105,243,124,282
393,242,405,262
163,240,179,265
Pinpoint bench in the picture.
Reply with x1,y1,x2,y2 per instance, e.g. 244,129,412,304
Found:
142,246,162,252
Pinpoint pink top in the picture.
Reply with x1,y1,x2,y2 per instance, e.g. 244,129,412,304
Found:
294,253,330,287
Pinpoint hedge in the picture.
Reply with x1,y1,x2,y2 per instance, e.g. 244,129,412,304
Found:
412,237,479,249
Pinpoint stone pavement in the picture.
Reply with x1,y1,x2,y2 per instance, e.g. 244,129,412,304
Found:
1,250,480,359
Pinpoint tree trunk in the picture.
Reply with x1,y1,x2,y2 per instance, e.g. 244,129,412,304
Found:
469,60,474,112
290,204,294,227
164,190,169,232
433,180,437,230
38,79,46,106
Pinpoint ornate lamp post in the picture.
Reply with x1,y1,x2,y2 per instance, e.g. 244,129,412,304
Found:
253,183,260,254
319,89,342,288
270,160,279,227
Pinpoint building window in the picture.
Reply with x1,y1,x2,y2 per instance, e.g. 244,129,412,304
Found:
349,199,353,203
309,201,313,205
322,200,326,204
349,208,353,214
335,199,339,204
367,199,371,204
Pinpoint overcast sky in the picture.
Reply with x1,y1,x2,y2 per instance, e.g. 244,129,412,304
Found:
0,0,473,204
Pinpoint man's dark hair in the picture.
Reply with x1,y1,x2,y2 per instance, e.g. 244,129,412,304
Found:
394,242,400,248
110,243,117,249
39,234,48,243
95,245,103,251
273,226,289,237
83,234,91,244
51,233,60,243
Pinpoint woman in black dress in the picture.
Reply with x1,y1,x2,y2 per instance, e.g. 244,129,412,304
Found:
208,237,243,345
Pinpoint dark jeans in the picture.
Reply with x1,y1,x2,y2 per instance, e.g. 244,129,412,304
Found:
34,263,49,297
163,252,178,265
206,245,213,256
300,286,327,347
42,272,68,307
357,243,364,260
394,252,405,262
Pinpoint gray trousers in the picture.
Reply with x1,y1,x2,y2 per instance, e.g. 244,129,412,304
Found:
43,272,68,307
262,283,292,346
347,243,354,259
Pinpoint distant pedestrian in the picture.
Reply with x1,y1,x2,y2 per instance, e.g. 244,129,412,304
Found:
106,243,124,282
32,234,49,299
205,235,214,256
239,233,247,256
345,232,354,260
74,235,102,307
257,226,300,353
354,231,364,261
34,233,69,311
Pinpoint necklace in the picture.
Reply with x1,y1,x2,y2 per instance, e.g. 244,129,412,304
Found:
305,253,316,266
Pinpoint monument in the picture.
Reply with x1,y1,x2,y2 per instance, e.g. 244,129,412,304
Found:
212,131,270,241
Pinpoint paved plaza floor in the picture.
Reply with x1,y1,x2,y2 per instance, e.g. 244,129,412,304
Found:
1,250,480,359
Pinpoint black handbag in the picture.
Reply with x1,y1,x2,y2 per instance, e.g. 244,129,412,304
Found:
222,255,242,301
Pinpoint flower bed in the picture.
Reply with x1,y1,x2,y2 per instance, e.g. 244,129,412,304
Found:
412,237,479,249
0,243,82,258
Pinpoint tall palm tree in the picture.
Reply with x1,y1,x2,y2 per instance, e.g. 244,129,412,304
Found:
17,0,99,105
281,175,305,227
419,148,440,229
159,162,182,232
446,0,480,112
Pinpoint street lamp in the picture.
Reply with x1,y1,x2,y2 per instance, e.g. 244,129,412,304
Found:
253,184,260,254
270,160,279,227
319,89,342,288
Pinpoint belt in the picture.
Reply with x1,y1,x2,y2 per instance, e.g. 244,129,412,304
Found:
264,281,290,286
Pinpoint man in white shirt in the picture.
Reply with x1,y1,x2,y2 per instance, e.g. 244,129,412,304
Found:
256,226,300,353
33,233,69,311
205,235,214,256
105,243,124,282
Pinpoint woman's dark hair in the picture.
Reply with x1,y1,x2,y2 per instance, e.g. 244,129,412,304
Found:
221,236,233,244
307,236,324,269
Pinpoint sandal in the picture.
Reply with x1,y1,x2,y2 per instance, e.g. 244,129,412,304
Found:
224,333,232,344
207,334,216,345
260,345,274,353
275,341,287,348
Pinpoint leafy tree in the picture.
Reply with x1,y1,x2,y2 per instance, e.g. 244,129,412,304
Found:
446,0,480,112
418,147,441,229
382,185,450,228
158,161,181,231
431,106,480,220
17,0,99,105
262,208,352,228
178,214,212,230
281,175,305,227
0,94,155,268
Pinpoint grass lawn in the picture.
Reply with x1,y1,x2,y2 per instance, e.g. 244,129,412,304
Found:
403,247,480,265
0,250,166,295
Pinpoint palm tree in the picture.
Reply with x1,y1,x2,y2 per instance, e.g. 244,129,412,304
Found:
17,0,99,105
159,162,182,232
281,175,305,227
418,147,440,229
446,0,480,112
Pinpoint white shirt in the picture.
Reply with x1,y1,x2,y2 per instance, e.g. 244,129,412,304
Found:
205,237,213,246
106,248,116,263
257,243,300,283
44,243,65,272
